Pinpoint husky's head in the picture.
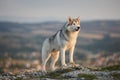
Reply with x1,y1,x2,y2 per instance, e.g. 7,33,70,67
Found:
66,17,80,32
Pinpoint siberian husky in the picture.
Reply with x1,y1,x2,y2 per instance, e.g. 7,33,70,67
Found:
42,17,80,72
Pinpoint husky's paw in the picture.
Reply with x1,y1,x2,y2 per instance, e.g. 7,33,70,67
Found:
41,72,46,76
61,64,67,69
69,62,80,67
51,66,58,72
41,70,48,75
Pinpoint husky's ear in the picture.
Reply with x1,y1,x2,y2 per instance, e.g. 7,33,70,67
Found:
68,17,72,23
77,17,80,23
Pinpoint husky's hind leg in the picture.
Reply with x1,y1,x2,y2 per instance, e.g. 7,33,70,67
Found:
42,39,51,73
50,52,59,71
42,51,51,73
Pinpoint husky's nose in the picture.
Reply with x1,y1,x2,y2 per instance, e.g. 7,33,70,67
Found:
76,27,80,31
77,27,80,29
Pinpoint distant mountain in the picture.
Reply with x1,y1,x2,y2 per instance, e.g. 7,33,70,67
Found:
0,20,120,33
81,20,120,33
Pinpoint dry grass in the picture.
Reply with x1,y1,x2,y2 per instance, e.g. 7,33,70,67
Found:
110,33,120,38
79,33,103,40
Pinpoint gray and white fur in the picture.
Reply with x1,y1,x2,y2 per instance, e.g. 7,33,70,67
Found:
42,17,81,72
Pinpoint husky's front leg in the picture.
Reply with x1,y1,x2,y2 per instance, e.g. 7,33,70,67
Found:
69,46,79,67
60,49,67,67
69,46,74,63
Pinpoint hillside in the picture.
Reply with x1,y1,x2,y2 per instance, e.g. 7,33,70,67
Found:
0,20,120,55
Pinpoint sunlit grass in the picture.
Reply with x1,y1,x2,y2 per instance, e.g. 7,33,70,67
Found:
78,74,97,80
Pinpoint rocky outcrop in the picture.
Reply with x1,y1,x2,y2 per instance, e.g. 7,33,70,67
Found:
0,66,120,80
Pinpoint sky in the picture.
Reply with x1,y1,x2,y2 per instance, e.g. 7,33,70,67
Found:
0,0,120,22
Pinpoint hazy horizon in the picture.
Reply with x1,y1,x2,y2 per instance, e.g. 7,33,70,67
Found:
0,0,120,22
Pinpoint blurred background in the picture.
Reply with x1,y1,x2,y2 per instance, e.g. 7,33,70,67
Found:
0,0,120,74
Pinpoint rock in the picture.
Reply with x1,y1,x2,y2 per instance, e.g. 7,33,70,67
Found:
1,73,9,77
0,66,119,80
61,71,80,78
